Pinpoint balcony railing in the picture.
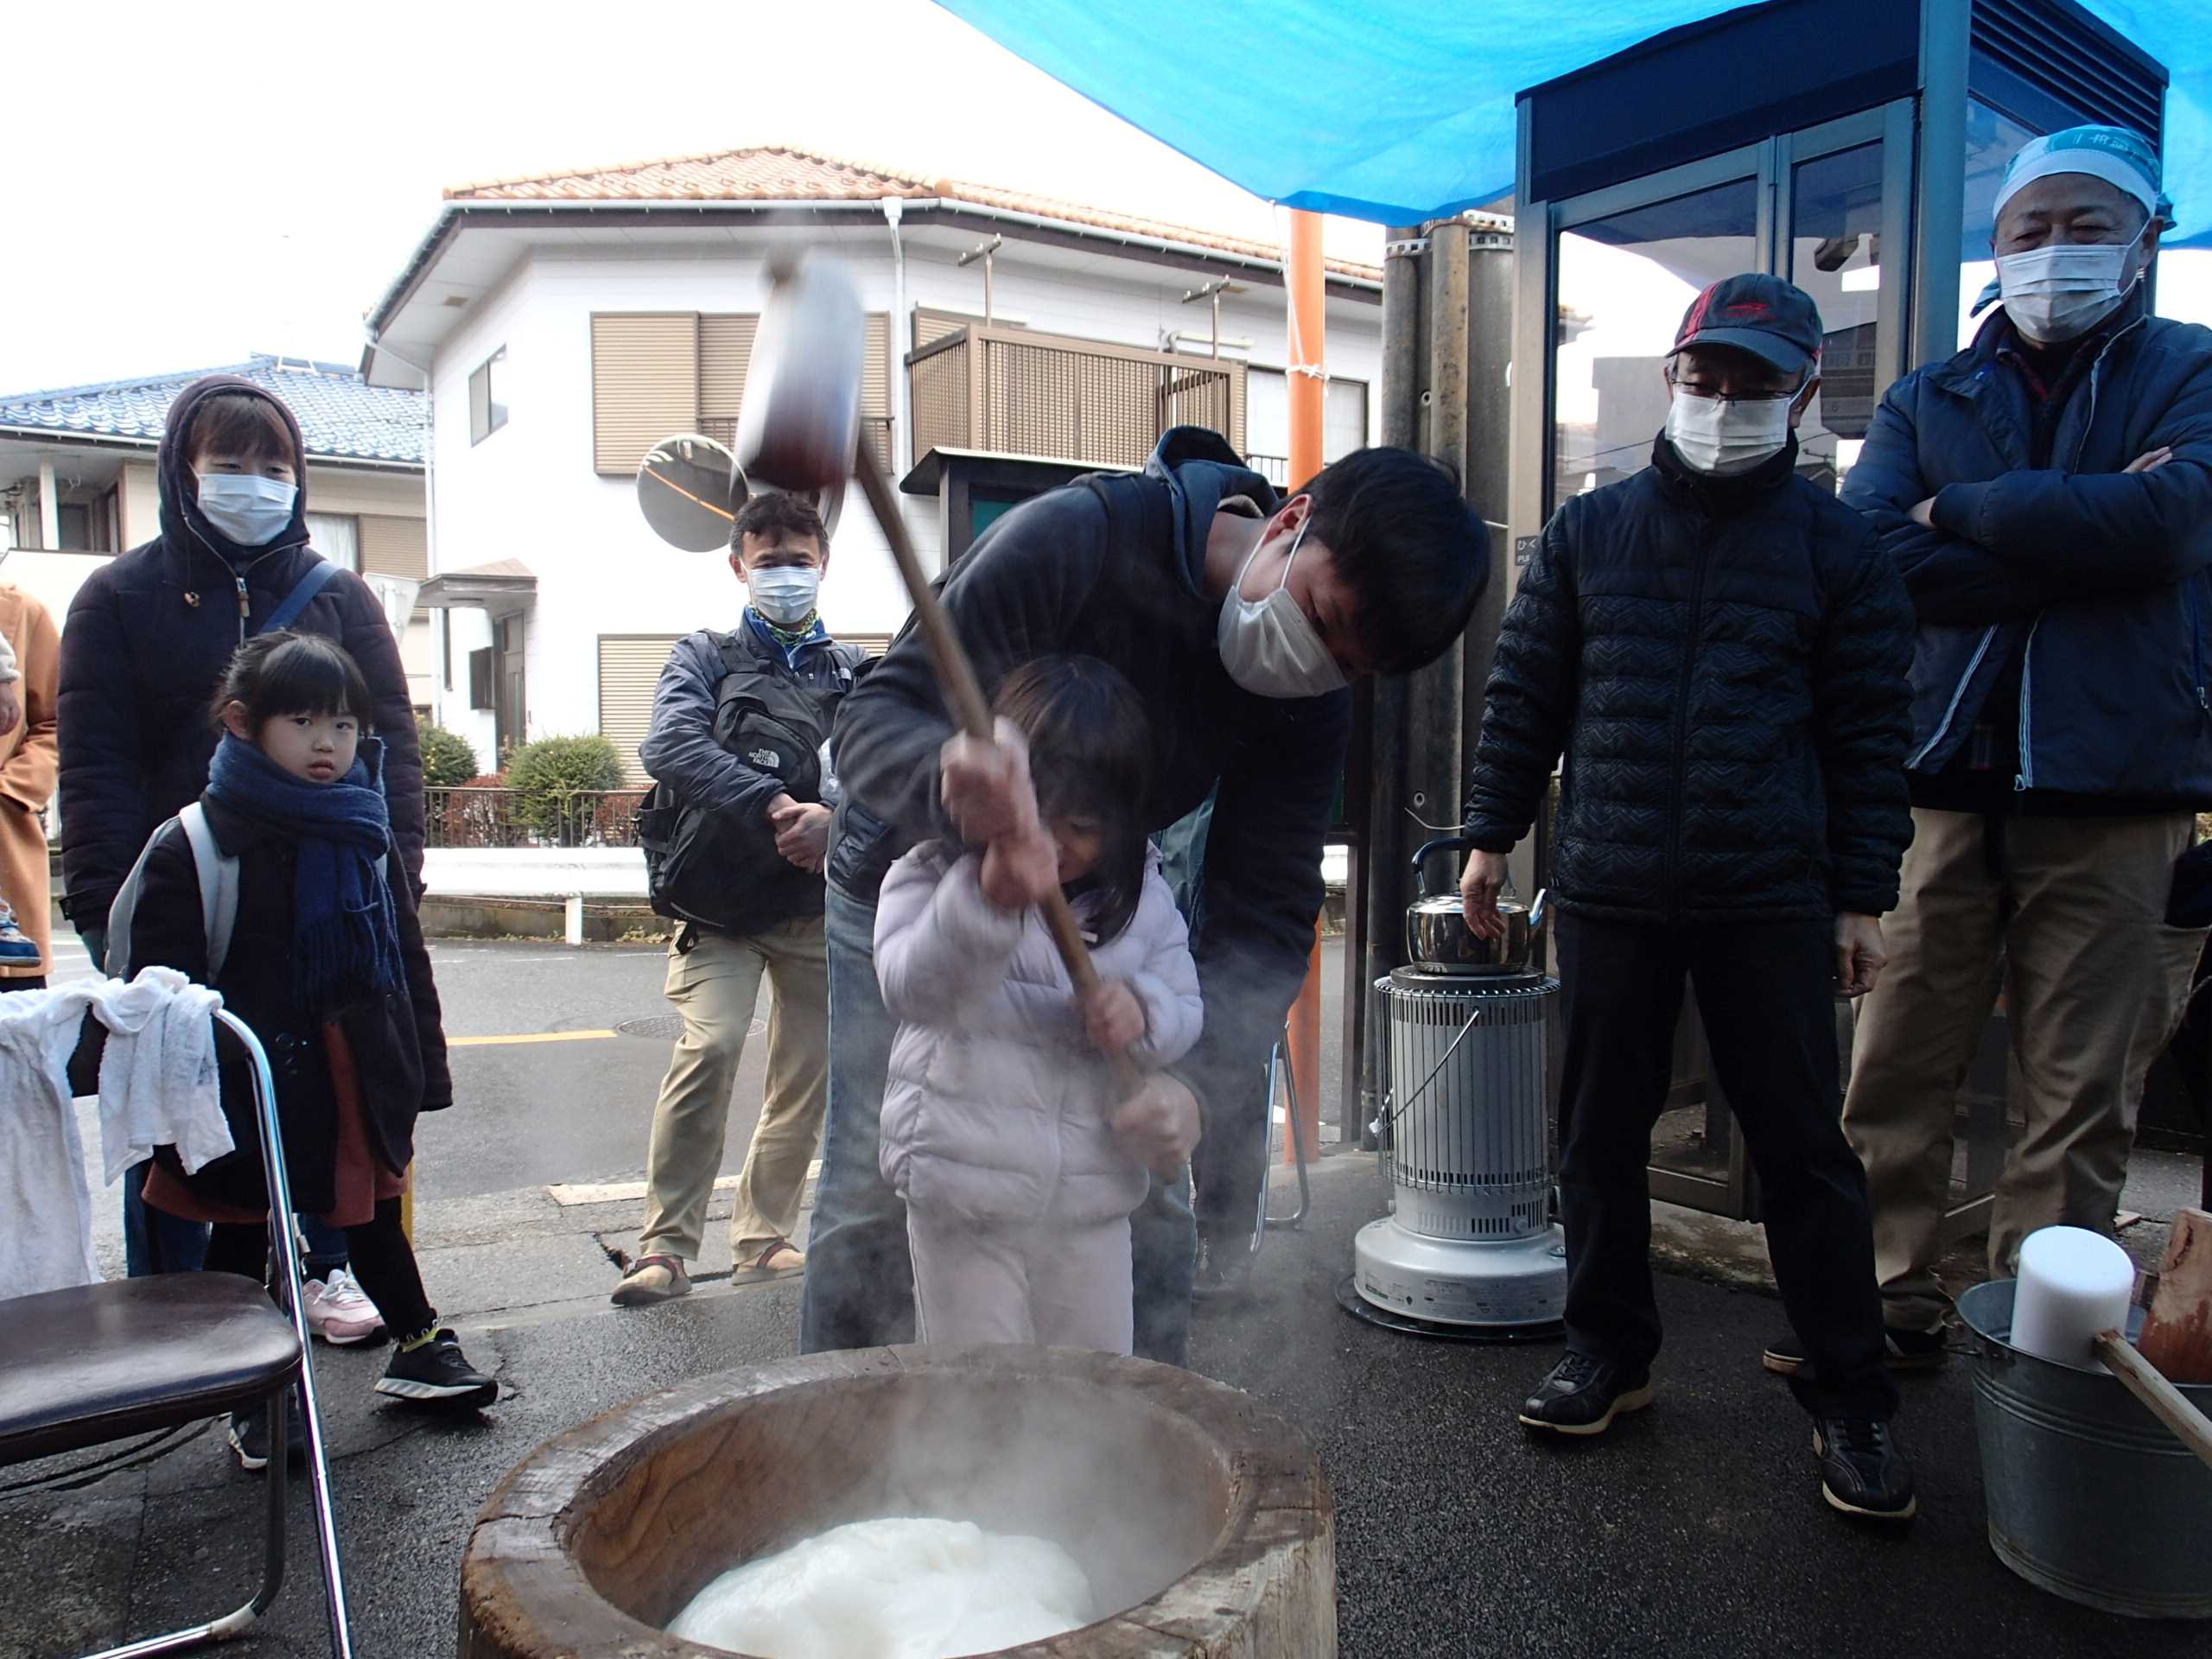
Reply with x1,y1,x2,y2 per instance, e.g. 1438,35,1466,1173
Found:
908,325,1243,471
427,786,650,850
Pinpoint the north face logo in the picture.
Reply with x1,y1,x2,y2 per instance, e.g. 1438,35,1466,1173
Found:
747,748,780,768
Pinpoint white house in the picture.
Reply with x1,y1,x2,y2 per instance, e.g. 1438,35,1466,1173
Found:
359,146,1383,779
0,356,435,712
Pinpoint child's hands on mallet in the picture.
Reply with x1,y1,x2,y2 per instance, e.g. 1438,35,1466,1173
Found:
980,823,1058,912
1084,979,1145,1056
941,718,1039,845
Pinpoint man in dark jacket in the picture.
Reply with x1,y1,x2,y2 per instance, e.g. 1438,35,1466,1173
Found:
805,429,1485,1363
612,493,866,1306
1807,127,2212,1360
58,373,425,1294
1461,276,1919,1521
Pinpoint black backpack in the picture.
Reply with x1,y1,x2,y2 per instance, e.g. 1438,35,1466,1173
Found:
637,630,864,938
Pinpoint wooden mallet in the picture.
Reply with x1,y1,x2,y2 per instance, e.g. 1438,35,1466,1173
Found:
734,257,1146,1106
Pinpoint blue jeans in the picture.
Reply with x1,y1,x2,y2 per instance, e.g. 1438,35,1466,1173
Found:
800,883,1197,1363
124,1160,209,1276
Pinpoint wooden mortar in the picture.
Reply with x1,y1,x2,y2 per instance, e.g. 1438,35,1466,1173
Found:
459,1346,1336,1658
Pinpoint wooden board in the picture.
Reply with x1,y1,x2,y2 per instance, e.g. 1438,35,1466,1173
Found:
2139,1207,2212,1387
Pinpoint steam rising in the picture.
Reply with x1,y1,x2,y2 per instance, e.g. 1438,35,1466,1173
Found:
597,1370,1228,1650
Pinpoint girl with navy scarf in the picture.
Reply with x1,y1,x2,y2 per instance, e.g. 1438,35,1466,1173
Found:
124,632,495,1462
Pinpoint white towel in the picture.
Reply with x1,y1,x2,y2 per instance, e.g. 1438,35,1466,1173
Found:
0,983,102,1296
92,968,230,1183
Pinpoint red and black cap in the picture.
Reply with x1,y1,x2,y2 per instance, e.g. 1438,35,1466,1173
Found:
1670,273,1823,376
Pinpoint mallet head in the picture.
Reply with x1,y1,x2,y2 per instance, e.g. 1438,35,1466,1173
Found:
734,254,865,493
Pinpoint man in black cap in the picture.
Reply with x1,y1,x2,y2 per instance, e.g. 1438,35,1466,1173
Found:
1459,274,1921,1521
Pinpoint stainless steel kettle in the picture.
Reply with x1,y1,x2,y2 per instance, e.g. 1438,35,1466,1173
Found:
1406,835,1549,975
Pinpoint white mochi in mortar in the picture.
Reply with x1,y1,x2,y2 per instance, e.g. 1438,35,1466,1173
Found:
668,1516,1096,1658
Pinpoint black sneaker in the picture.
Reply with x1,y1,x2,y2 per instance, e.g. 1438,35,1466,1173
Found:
1517,1351,1654,1436
374,1330,498,1408
226,1395,306,1471
1763,1324,1948,1376
1813,1417,1917,1522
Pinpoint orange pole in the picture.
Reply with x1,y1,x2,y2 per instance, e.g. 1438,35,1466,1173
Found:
1286,209,1325,1160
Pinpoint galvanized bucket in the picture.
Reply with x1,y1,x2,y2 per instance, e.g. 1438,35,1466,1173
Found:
1959,1280,2212,1619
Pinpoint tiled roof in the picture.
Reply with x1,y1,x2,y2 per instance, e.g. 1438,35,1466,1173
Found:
446,144,1394,284
0,354,426,466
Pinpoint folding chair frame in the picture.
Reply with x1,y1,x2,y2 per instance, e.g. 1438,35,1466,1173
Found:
1250,1020,1313,1256
80,1008,354,1659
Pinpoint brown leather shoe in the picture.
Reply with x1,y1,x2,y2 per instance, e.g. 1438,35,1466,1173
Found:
611,1253,692,1306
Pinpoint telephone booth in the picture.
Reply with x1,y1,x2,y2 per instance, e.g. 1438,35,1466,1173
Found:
1505,0,2170,1223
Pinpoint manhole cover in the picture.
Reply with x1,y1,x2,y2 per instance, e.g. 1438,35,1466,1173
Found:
614,1014,768,1039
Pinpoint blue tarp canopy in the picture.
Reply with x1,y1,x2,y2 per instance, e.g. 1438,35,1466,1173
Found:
937,0,2212,249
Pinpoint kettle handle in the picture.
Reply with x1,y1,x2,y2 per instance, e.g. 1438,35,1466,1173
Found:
1410,835,1477,899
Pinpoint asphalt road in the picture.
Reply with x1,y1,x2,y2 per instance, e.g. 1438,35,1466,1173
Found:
415,934,1350,1202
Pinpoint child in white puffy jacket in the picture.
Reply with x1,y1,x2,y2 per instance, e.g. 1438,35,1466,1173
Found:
875,656,1202,1354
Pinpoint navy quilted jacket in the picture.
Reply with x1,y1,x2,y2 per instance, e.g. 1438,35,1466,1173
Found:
1464,435,1915,924
1839,297,2212,804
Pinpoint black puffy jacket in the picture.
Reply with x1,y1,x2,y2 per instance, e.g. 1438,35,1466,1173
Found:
58,375,424,936
1464,436,1916,925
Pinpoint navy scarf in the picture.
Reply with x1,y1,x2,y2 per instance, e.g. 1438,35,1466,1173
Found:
205,733,404,1014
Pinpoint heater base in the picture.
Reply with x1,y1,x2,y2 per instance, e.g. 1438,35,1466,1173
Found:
1350,1218,1567,1334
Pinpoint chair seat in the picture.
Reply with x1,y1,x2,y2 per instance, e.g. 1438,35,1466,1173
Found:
0,1274,301,1465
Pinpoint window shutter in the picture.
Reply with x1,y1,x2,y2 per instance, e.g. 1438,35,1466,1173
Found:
359,514,429,581
598,634,687,783
912,308,966,350
697,313,759,448
592,314,699,475
862,314,892,418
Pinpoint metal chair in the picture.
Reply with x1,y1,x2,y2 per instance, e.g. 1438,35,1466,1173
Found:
1251,1020,1313,1255
0,1007,354,1657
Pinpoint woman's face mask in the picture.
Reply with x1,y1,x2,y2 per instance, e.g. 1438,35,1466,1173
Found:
748,562,821,626
1664,384,1803,477
195,473,297,547
1996,232,2145,344
1216,520,1347,700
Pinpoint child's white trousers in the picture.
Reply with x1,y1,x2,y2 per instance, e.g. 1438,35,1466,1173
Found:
906,1208,1134,1354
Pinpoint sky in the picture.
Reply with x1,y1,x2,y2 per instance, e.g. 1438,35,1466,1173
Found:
0,0,1386,396
2,0,2205,398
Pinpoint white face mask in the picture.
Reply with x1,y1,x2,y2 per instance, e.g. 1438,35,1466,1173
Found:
1216,520,1347,700
195,474,296,547
1996,236,2143,344
748,563,820,627
1665,388,1797,477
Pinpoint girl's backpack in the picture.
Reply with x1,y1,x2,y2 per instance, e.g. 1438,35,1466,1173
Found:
104,804,239,979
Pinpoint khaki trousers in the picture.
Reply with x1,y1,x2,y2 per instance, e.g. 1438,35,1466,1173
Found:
1842,809,2203,1330
638,918,830,1262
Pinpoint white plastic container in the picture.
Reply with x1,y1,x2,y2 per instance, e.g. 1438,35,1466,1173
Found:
2009,1226,2136,1372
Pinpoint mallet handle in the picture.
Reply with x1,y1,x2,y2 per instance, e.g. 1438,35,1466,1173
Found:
2095,1330,2212,1472
850,445,1124,1038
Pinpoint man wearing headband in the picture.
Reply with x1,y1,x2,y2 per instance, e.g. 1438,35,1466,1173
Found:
1765,126,2212,1379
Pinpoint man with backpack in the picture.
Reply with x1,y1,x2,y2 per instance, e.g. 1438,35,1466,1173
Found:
806,429,1486,1363
613,491,866,1306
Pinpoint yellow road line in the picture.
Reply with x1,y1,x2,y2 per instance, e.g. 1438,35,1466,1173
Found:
448,1028,620,1048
